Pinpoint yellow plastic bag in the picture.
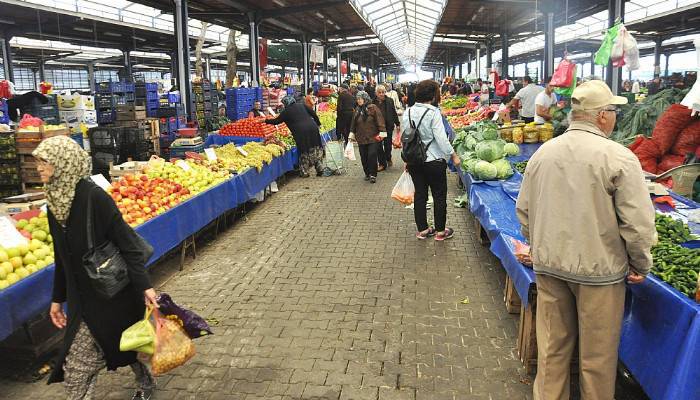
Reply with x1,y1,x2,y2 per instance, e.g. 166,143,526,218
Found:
120,307,156,355
150,309,196,375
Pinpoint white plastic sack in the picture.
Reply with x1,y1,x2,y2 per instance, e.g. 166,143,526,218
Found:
622,27,640,71
391,171,415,205
343,142,356,161
681,80,700,117
611,25,626,67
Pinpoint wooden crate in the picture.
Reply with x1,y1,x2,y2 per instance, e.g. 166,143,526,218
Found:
21,168,42,184
517,301,538,374
16,140,41,155
116,111,147,121
116,104,146,113
504,275,522,314
109,160,148,179
19,154,37,170
41,126,70,138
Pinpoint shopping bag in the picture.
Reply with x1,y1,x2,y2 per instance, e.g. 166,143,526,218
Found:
550,58,575,88
621,26,640,71
510,238,532,267
554,65,578,98
120,306,156,355
344,142,356,160
495,80,510,97
595,23,621,66
392,128,402,149
157,293,212,339
149,309,196,376
391,171,415,205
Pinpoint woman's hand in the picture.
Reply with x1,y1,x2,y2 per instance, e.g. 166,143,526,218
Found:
50,302,67,329
451,153,461,167
144,288,159,308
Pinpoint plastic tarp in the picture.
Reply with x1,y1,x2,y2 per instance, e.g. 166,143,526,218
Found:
205,131,333,148
0,149,298,341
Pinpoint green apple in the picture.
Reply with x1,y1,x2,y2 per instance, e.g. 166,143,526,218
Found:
26,265,37,274
16,219,28,229
15,267,28,279
44,256,54,265
36,260,46,269
0,249,7,263
18,243,29,256
29,239,43,251
0,280,8,290
0,262,12,275
6,247,19,258
6,272,19,284
33,248,47,260
32,230,48,242
47,234,53,244
24,224,36,233
22,253,37,266
0,268,6,280
9,257,22,270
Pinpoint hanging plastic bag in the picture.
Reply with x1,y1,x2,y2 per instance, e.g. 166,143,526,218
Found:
554,65,578,97
149,309,196,376
343,141,356,160
157,293,212,339
595,23,621,66
611,26,626,67
391,171,415,205
550,58,575,88
392,127,402,149
0,80,12,99
622,27,640,71
120,306,156,355
495,80,510,97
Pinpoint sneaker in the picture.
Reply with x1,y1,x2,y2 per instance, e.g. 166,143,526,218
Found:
364,175,370,181
369,176,377,183
435,228,455,241
132,389,153,400
416,227,436,240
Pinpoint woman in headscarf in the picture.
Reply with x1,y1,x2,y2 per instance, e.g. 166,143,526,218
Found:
266,96,325,177
35,136,158,400
349,91,386,183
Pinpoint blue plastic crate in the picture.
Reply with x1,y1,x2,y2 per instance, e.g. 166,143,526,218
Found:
167,93,180,103
97,111,115,124
70,134,84,147
123,83,135,93
0,99,8,125
169,143,204,159
146,92,159,101
143,82,158,91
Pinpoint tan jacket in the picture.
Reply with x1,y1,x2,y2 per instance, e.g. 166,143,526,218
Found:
516,120,655,285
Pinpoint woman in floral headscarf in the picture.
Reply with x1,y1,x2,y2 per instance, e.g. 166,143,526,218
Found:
265,96,325,177
34,136,158,400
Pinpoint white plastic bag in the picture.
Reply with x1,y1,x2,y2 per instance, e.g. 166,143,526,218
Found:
611,26,626,67
391,171,415,205
622,27,640,71
343,142,356,161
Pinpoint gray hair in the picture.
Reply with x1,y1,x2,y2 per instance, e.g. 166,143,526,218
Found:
376,84,387,93
569,107,605,124
356,90,371,102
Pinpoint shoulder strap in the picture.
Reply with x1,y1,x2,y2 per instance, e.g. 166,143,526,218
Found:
85,183,96,251
415,109,429,131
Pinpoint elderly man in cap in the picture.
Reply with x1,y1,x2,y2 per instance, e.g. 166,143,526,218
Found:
336,84,355,144
516,80,656,400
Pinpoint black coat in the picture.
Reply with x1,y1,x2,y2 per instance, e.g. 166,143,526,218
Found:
48,179,152,384
266,102,323,154
372,97,400,133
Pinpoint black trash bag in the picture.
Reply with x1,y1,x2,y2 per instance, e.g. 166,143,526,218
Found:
157,293,213,339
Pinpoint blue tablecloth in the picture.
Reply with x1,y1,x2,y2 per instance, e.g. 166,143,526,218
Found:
205,130,333,148
455,141,700,399
0,149,299,341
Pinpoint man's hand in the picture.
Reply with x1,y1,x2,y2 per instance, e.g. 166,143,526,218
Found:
50,302,67,329
451,153,461,167
627,270,646,284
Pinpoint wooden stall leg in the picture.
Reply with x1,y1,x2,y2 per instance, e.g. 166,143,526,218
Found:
179,235,197,271
474,218,489,245
504,275,522,314
517,300,538,375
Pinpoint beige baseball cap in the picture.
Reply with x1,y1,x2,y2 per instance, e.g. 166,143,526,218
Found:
571,79,628,111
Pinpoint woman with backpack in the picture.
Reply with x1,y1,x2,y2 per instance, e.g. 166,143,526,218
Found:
349,91,386,183
401,80,461,241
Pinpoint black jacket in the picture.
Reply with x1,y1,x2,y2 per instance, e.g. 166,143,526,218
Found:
372,97,400,133
266,102,323,154
337,92,355,112
48,179,152,384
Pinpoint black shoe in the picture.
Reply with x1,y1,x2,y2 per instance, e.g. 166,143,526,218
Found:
370,176,377,184
364,176,370,181
132,389,153,400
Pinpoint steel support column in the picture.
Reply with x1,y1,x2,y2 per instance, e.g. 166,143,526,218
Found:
174,0,192,116
524,62,528,78
301,36,310,93
323,46,328,83
123,49,132,81
87,62,96,92
544,12,555,80
606,0,624,94
467,53,472,75
485,40,492,73
458,63,463,79
591,54,595,75
39,59,46,82
653,37,662,77
0,35,13,82
205,56,211,81
475,46,481,79
248,13,260,87
501,32,509,78
336,48,342,84
664,52,670,77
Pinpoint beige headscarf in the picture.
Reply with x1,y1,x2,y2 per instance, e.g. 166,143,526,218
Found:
33,136,92,224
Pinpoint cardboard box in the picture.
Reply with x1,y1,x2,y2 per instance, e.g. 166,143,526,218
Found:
0,202,31,214
58,94,95,111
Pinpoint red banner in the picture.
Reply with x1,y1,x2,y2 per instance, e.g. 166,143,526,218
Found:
259,39,268,71
341,60,348,75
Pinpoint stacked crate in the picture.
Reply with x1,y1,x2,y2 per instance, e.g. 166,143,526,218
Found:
225,87,262,121
0,98,9,125
88,126,122,179
157,98,187,158
16,126,70,192
0,130,21,198
95,82,135,124
112,119,158,161
193,81,213,131
21,94,60,125
135,82,159,118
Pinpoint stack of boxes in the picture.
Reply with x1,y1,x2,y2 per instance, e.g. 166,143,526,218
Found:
88,126,123,179
0,98,8,125
157,95,187,159
95,81,135,124
225,88,262,121
135,82,159,118
21,94,60,125
57,93,97,148
193,80,213,132
0,130,21,199
16,126,70,192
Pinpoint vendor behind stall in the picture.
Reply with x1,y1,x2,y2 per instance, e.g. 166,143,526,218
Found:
248,100,265,118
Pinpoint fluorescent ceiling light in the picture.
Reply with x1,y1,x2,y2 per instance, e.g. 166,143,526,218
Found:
272,0,286,6
73,27,93,33
349,0,448,68
104,32,122,37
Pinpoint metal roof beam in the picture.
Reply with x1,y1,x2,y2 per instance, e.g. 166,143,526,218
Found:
261,0,348,19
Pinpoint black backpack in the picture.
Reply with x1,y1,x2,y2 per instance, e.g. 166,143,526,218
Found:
401,108,432,165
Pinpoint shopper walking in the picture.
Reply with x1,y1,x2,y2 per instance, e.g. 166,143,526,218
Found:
266,96,324,177
304,87,317,111
511,76,544,123
35,136,158,400
373,85,400,170
516,80,655,400
403,80,461,241
336,84,355,144
386,83,404,116
349,90,386,183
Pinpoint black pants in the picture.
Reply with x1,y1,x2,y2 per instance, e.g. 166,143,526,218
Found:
358,142,379,178
336,111,353,144
408,160,448,232
377,135,393,167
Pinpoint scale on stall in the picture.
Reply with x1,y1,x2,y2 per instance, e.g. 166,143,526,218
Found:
171,136,203,147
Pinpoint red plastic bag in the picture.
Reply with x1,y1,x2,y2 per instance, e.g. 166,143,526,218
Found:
148,309,196,376
496,80,510,97
632,137,662,174
550,58,576,88
0,80,12,99
18,114,43,129
510,238,532,267
651,104,694,154
628,135,645,153
670,119,700,156
658,154,686,173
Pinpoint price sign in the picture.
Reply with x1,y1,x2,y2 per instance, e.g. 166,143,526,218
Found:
0,216,29,248
204,148,218,161
176,160,192,171
90,174,111,191
236,146,249,157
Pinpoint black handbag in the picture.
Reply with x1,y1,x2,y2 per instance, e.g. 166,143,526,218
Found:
82,185,153,299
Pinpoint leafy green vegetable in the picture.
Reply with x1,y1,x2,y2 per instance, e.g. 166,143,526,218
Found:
474,160,498,180
492,159,514,179
475,140,504,162
612,88,690,145
504,143,520,156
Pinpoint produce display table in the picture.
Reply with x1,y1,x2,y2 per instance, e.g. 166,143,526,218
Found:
0,148,299,341
205,131,333,148
456,143,700,399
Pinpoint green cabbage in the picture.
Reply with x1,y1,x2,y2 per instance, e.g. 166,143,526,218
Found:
503,143,520,156
465,158,479,174
475,140,505,162
482,126,499,140
474,160,498,180
492,159,514,179
465,135,478,150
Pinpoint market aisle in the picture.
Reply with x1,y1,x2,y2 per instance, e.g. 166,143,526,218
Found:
3,151,531,400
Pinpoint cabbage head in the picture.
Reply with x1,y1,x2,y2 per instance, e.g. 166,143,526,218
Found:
465,134,478,150
482,126,499,140
503,142,520,156
492,158,514,179
474,160,498,180
465,158,479,174
475,140,505,162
